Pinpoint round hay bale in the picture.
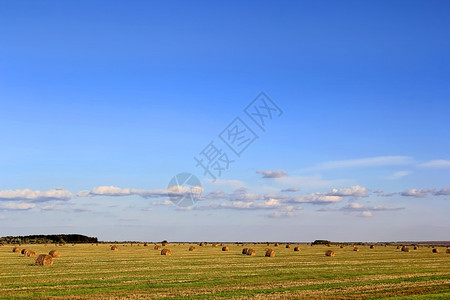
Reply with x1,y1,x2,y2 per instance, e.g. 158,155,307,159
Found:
199,243,205,247
49,250,61,258
340,245,344,248
162,242,168,247
286,244,291,249
396,246,401,249
265,249,275,257
110,245,118,251
325,250,335,257
189,246,196,251
446,248,450,254
432,248,439,253
247,249,256,256
414,246,418,250
26,250,36,257
369,245,375,249
353,247,359,252
274,243,279,247
242,248,249,254
294,247,301,252
220,243,224,246
21,249,28,255
222,246,229,252
35,254,53,266
161,249,171,255
154,245,162,250
212,243,218,247
144,243,149,247
402,247,410,252
12,247,20,253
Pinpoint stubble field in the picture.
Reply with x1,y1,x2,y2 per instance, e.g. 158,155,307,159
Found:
0,243,449,299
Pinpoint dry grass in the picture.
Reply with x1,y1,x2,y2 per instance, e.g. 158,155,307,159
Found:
1,243,449,299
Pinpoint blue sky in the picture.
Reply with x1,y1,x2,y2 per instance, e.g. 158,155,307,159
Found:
0,0,449,242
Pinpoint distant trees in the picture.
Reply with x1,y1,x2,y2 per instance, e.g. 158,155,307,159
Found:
0,234,98,244
312,239,332,245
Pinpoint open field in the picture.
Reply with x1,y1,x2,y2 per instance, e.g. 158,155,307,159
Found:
1,243,449,299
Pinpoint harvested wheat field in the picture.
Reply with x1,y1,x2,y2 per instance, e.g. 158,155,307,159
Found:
0,243,449,299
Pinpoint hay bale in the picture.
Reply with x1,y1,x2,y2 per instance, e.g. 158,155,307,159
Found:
247,249,256,256
212,243,218,247
189,246,196,251
286,244,291,249
265,249,275,257
144,243,149,247
396,246,401,249
432,248,439,253
199,243,205,247
162,242,168,247
154,245,162,250
274,243,279,247
294,247,301,252
49,250,61,258
35,254,53,266
340,245,344,248
21,249,28,255
242,248,249,254
12,247,20,253
414,246,418,250
222,246,229,252
446,248,450,254
325,250,335,257
26,250,36,257
402,247,410,252
161,249,171,255
370,245,375,249
111,245,118,251
353,247,359,252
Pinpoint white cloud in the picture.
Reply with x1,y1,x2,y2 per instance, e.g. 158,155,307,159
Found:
360,211,373,217
400,189,434,197
40,204,65,211
0,188,73,202
433,188,450,196
72,207,91,213
0,202,35,210
266,205,302,218
291,194,343,204
256,170,287,178
77,185,204,200
229,187,265,202
196,199,282,211
309,156,412,170
419,160,450,168
387,171,410,180
327,185,369,197
151,199,173,206
341,202,402,212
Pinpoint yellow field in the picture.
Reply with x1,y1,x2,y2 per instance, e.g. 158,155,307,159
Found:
1,243,449,299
